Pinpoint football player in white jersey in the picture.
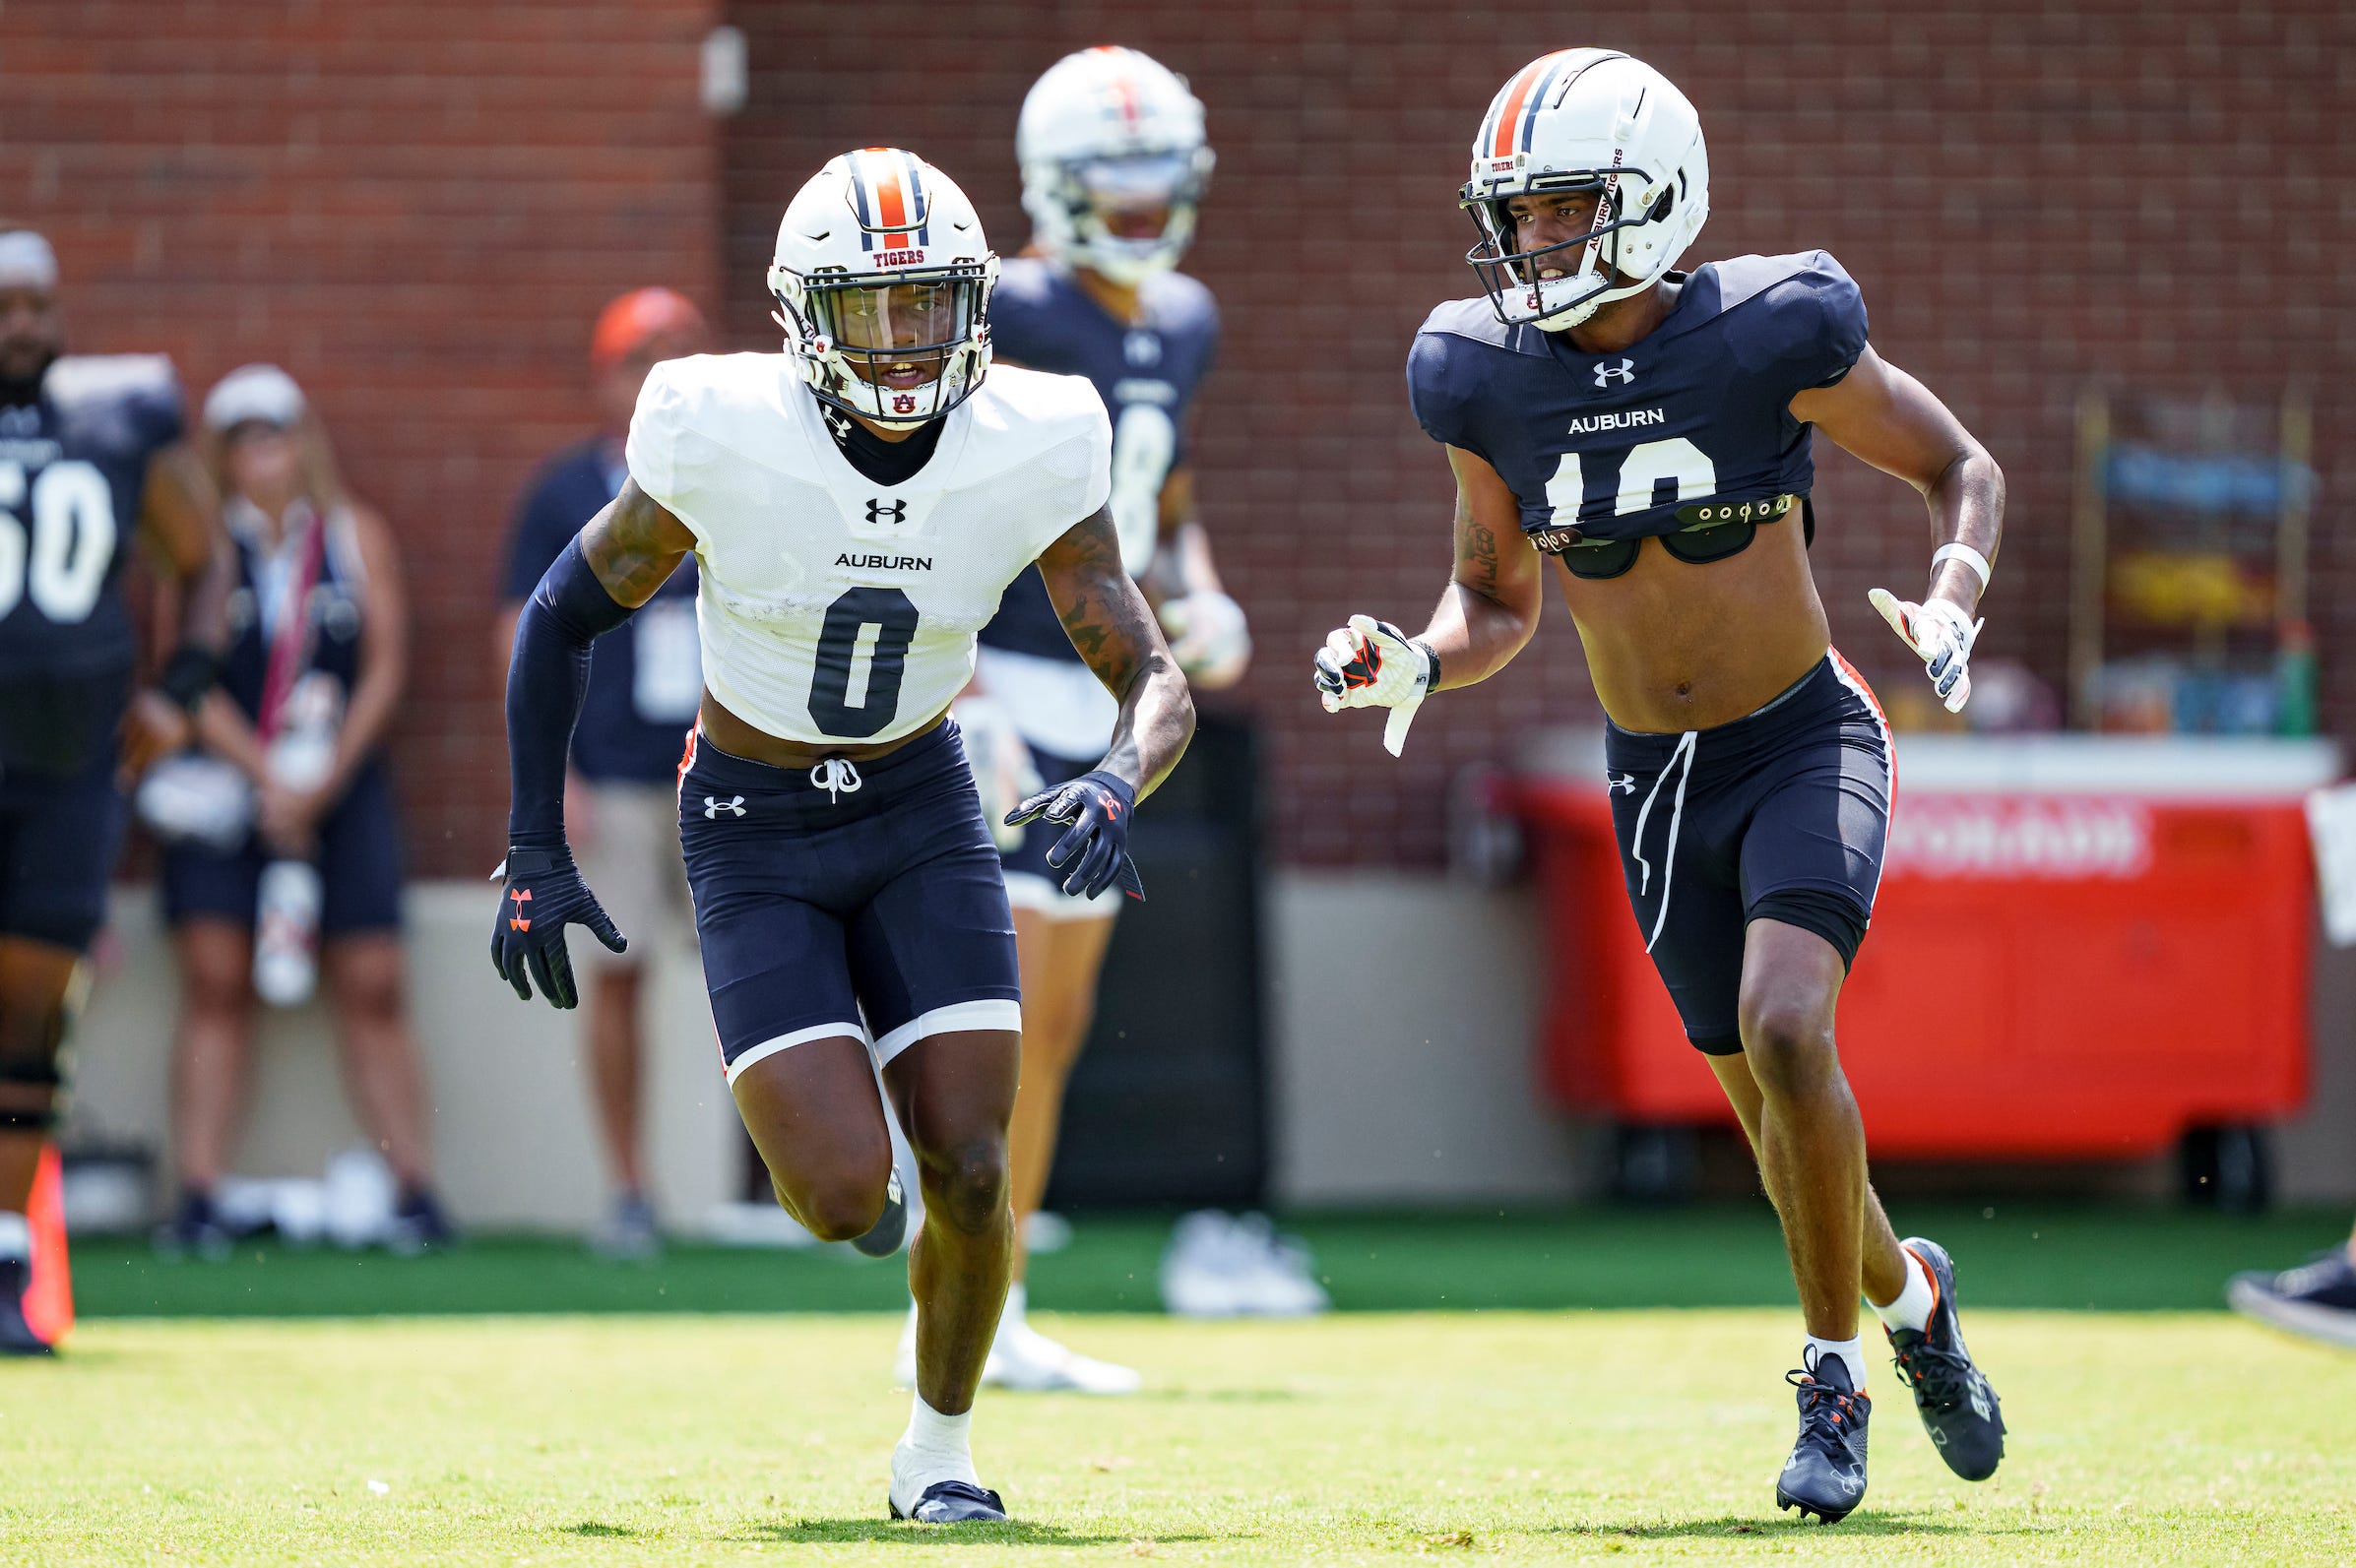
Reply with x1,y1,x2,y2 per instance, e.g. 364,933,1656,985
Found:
937,43,1248,1397
494,149,1193,1525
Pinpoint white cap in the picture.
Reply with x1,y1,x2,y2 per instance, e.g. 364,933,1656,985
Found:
0,231,59,289
203,363,306,431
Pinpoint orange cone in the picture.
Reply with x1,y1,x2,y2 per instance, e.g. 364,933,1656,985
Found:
24,1145,73,1346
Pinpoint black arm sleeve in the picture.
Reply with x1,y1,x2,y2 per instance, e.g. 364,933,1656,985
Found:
505,536,639,849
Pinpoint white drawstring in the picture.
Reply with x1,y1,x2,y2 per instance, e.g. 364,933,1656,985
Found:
809,757,863,802
1628,729,1698,954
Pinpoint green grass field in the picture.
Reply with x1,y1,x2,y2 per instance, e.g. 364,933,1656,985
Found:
9,1311,2354,1564
8,1210,2355,1563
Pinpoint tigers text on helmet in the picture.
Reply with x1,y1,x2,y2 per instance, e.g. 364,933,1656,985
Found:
1018,46,1214,285
1460,50,1709,332
766,148,998,429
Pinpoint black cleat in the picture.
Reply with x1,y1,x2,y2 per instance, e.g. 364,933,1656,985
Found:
386,1187,461,1256
2228,1245,2356,1349
889,1479,1008,1524
1775,1348,1869,1524
0,1258,53,1356
153,1188,235,1262
1885,1237,2006,1480
851,1170,908,1258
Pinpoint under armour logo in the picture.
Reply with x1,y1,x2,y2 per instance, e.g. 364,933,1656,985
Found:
704,795,745,819
865,498,906,525
1608,772,1637,795
1124,331,1162,367
507,886,533,931
1594,358,1636,388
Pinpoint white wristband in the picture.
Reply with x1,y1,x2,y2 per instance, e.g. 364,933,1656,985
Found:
1932,541,1992,591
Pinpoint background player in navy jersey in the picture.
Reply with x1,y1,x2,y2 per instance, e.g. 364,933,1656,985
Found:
0,230,231,1352
499,287,708,1259
943,45,1250,1393
1315,52,2007,1522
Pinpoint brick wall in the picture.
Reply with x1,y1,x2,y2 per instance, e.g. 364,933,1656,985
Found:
725,0,2356,866
0,0,721,875
7,3,2350,874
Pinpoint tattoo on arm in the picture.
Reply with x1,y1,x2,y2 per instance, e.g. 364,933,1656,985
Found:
580,479,694,607
1455,487,1502,598
1044,505,1149,699
1039,503,1194,798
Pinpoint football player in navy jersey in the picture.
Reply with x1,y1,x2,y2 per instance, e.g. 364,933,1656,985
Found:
0,230,231,1352
498,287,708,1259
945,46,1249,1394
1315,53,2006,1522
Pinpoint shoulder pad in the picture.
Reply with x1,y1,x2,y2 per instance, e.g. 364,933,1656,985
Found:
969,363,1111,511
43,353,186,449
989,257,1058,313
1415,296,1532,354
1143,270,1220,333
1703,251,1868,388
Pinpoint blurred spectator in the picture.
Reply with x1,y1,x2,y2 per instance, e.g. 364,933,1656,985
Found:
496,288,706,1258
155,365,452,1257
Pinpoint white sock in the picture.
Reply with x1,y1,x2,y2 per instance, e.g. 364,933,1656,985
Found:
1869,1245,1937,1335
1805,1335,1868,1393
894,1393,979,1497
0,1212,28,1264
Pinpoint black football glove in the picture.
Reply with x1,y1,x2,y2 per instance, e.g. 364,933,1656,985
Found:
489,845,626,1009
1003,770,1145,902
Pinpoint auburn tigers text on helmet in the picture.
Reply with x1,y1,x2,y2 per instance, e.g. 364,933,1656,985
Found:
766,148,998,428
1460,50,1709,332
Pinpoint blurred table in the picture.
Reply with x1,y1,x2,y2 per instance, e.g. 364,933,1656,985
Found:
1512,732,2339,1176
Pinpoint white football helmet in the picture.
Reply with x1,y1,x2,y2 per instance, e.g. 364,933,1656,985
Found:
766,148,998,428
1460,50,1709,332
1018,46,1214,285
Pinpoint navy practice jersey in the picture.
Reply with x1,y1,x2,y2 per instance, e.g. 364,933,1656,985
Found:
499,437,701,782
978,256,1220,660
1408,252,1867,562
0,355,184,679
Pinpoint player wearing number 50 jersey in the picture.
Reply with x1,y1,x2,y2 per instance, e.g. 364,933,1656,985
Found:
946,44,1242,1399
0,231,231,1354
495,150,1192,1526
1314,52,2006,1522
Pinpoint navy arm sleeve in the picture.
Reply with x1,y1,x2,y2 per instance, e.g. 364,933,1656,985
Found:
505,537,638,849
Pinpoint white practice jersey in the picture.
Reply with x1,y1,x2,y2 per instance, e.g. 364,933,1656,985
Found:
625,353,1113,747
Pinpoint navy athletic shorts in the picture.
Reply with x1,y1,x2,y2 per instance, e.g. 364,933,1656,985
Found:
997,740,1123,921
0,742,128,953
678,719,1022,1083
1605,651,1893,1054
161,758,406,937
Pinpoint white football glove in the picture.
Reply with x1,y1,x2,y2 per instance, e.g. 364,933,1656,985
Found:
1868,590,1982,714
952,695,1043,851
1312,614,1437,757
1159,590,1251,689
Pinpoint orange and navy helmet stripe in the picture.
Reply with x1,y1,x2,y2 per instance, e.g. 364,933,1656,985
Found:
846,147,932,252
1477,49,1627,161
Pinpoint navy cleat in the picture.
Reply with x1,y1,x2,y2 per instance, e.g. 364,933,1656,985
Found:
890,1479,1008,1524
0,1258,53,1356
851,1170,909,1259
1885,1237,2006,1480
2228,1245,2356,1349
1775,1348,1870,1524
